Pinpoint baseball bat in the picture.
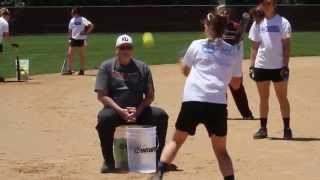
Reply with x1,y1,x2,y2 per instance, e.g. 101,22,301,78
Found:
60,58,67,74
239,12,251,39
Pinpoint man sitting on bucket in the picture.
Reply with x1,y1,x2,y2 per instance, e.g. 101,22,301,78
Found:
95,34,169,173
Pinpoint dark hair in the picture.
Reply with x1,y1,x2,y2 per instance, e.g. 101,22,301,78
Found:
249,5,265,24
262,0,278,5
72,6,81,16
204,12,227,38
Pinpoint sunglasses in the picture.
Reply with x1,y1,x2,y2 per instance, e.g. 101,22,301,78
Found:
118,45,133,50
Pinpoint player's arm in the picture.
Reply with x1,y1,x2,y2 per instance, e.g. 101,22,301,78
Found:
68,19,72,39
3,32,11,43
83,18,94,35
230,48,243,89
85,23,94,34
180,42,196,77
282,38,291,67
250,41,260,67
281,20,292,67
181,60,191,77
3,32,18,48
248,21,261,67
248,40,260,80
136,67,155,116
136,83,154,116
68,29,72,39
97,90,123,113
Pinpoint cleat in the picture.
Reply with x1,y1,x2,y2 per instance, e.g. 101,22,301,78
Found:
283,128,293,140
78,70,85,75
253,128,268,139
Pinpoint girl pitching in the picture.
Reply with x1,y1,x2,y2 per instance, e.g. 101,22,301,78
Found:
157,11,239,180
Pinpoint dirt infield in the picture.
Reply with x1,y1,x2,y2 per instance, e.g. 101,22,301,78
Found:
1,57,319,180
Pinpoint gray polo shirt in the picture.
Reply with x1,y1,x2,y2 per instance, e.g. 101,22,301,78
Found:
95,57,154,108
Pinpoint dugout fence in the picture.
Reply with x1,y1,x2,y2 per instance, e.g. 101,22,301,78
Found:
8,5,320,34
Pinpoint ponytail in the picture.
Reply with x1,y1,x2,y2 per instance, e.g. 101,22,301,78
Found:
0,8,10,17
205,11,227,38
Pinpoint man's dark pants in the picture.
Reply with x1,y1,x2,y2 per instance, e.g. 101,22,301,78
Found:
96,106,168,165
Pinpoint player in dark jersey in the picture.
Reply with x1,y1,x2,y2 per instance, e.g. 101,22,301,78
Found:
217,5,254,120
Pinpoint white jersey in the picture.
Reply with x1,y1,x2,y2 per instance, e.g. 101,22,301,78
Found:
249,14,292,69
68,16,92,40
182,38,239,104
0,17,9,44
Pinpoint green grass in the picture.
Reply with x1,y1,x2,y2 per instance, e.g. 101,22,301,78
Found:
0,32,319,78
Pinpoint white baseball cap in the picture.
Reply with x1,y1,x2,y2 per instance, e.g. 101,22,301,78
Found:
115,34,133,48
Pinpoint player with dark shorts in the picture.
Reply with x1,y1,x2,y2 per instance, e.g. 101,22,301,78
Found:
249,0,292,139
176,102,227,137
156,12,237,180
217,5,254,119
65,6,94,75
253,68,289,82
69,38,85,47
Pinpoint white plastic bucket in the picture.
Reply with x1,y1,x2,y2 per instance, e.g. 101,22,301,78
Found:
127,126,157,173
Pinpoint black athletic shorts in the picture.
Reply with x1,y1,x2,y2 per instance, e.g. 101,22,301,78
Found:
175,101,228,137
0,44,3,52
69,39,86,47
254,68,289,82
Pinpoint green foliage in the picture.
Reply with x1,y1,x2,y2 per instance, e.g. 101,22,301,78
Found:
0,32,319,78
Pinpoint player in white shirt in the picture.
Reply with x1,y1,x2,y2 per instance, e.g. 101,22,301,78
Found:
156,12,236,180
0,8,19,82
65,6,94,75
249,0,292,139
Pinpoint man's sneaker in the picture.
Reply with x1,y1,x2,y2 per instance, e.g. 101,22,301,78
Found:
283,128,293,140
62,70,73,75
78,70,85,75
253,128,268,139
0,76,5,82
100,161,115,173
